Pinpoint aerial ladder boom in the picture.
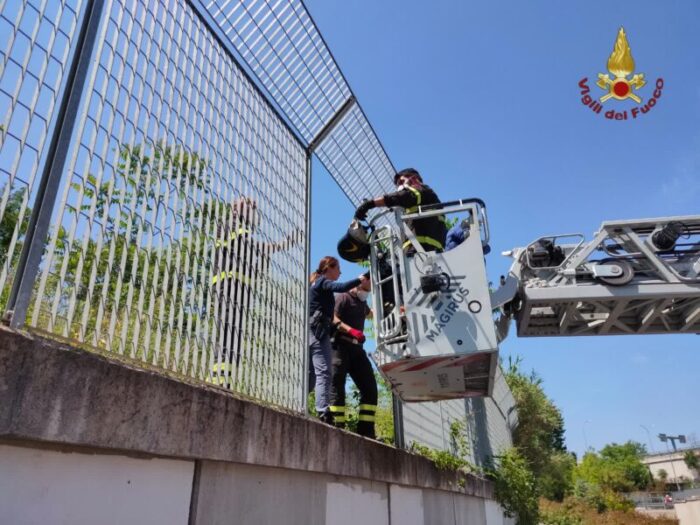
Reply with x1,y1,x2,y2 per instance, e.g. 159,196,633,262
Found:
503,216,700,338
358,203,700,402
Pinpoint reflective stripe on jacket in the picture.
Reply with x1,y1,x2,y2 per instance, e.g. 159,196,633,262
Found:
212,227,255,285
383,184,447,252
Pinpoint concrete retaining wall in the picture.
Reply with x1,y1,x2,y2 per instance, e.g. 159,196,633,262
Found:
0,328,512,524
675,499,700,525
0,443,194,525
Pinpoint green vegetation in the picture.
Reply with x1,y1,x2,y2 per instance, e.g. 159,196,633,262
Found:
504,356,574,502
574,442,651,498
498,357,663,524
488,448,540,525
0,140,303,404
344,371,394,444
411,420,475,472
684,450,699,471
0,186,31,308
540,497,678,525
310,371,395,444
488,356,573,524
570,441,651,513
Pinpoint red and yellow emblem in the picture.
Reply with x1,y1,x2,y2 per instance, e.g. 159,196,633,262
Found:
596,28,645,103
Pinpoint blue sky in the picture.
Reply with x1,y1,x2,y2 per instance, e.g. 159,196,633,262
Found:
305,0,700,458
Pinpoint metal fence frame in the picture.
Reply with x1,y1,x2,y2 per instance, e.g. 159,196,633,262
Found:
2,0,514,455
1,0,399,415
7,0,106,329
1,0,322,412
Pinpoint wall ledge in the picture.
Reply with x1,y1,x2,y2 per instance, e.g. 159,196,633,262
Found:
0,327,493,499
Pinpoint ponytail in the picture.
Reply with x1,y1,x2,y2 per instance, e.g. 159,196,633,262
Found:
309,256,338,284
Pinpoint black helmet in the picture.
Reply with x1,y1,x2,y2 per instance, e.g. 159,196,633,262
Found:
337,220,370,263
393,167,422,185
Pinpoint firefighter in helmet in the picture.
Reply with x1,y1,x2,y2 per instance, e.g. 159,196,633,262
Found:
354,168,447,253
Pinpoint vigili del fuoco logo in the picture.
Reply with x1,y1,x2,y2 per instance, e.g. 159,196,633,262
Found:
578,27,664,120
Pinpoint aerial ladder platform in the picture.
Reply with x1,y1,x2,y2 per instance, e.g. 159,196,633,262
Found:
352,203,700,402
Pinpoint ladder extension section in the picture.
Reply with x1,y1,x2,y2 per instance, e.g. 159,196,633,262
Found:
506,215,700,337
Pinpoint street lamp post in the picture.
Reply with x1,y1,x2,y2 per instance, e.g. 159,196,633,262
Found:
658,433,686,492
658,433,686,452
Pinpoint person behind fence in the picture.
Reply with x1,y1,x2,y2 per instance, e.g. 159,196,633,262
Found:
308,256,368,423
210,197,301,388
329,279,378,438
353,167,447,254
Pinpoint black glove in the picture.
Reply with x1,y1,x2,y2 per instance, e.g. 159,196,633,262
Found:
354,199,375,220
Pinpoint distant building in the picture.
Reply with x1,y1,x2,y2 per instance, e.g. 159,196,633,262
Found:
642,448,700,485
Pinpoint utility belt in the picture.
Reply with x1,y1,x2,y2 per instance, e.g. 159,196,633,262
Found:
310,310,334,340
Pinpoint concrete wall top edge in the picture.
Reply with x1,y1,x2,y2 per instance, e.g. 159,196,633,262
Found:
0,328,494,499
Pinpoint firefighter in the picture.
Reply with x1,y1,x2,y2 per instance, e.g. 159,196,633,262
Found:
210,197,300,388
329,279,378,438
308,257,368,423
354,168,447,253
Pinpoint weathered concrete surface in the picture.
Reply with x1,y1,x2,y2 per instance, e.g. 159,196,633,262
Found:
635,508,677,520
192,461,509,525
389,485,425,525
675,499,700,525
0,328,493,498
0,443,194,525
193,462,390,525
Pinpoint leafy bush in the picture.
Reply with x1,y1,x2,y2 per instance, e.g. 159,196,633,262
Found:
488,448,539,525
411,442,469,471
683,450,699,471
540,497,678,525
574,442,651,497
503,357,574,501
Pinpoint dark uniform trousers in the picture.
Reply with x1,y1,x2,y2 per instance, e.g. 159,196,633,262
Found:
210,279,252,388
329,337,378,438
209,227,255,389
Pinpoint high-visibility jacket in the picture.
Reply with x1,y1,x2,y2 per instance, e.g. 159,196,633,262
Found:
382,184,447,252
211,226,258,286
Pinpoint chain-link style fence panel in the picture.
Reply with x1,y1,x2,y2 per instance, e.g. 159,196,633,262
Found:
0,0,87,311
2,0,308,411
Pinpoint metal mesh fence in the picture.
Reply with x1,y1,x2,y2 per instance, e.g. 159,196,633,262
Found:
314,103,395,207
199,0,350,144
0,0,87,311
2,0,309,411
2,0,513,447
195,0,396,209
1,0,398,415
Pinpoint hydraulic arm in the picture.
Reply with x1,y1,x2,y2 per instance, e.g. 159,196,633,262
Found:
503,215,700,337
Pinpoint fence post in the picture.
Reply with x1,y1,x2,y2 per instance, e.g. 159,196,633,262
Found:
303,96,356,413
302,152,312,413
6,0,107,329
393,394,405,449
